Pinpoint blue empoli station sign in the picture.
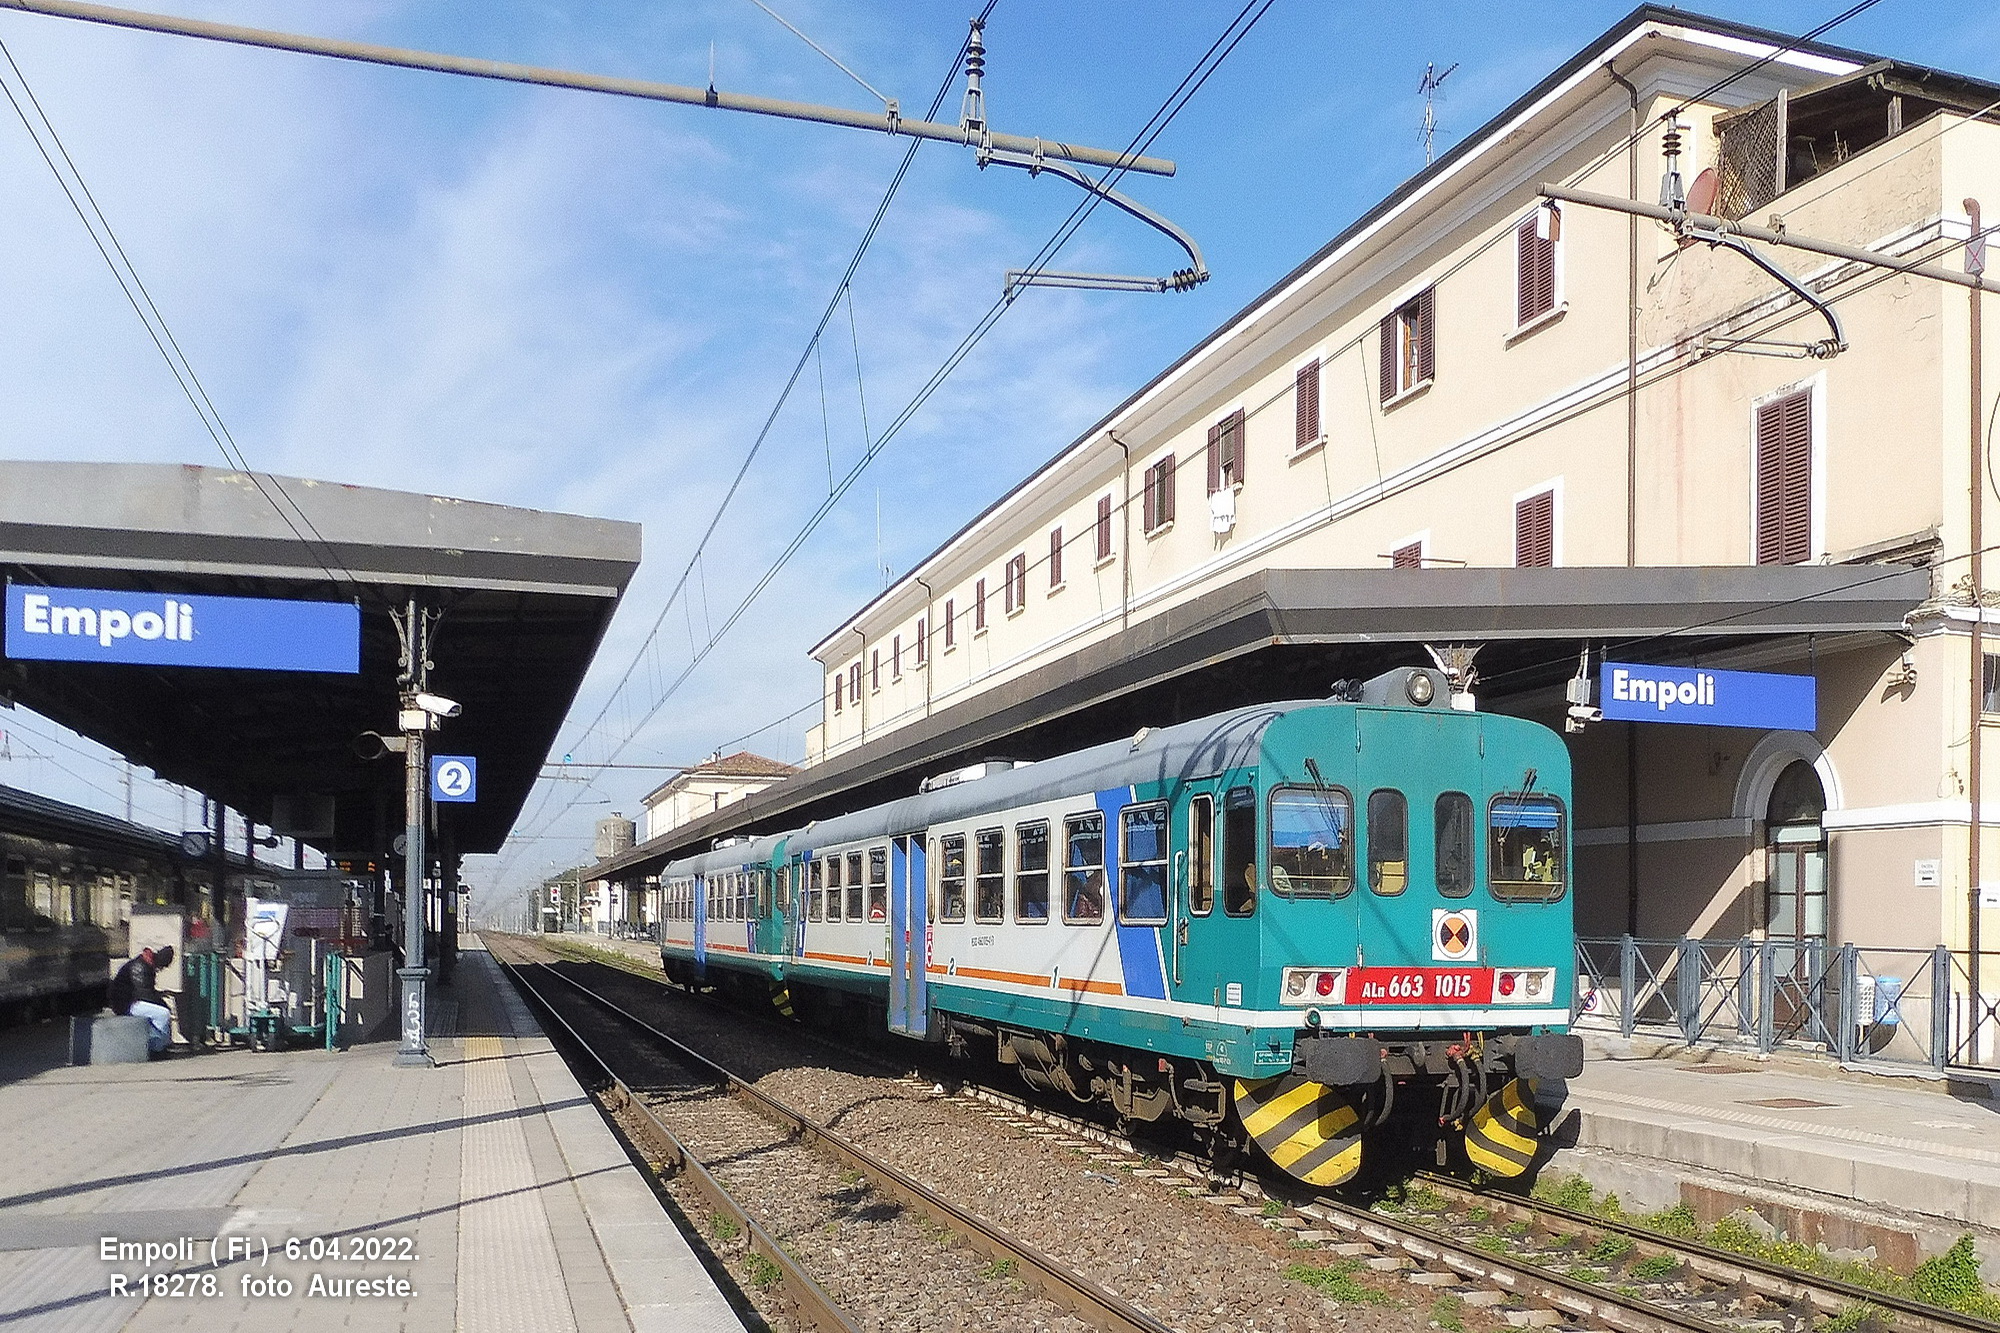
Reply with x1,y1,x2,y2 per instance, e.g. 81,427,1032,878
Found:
1600,661,1816,731
4,583,359,674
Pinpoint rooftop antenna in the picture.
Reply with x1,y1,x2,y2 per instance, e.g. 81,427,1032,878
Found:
1419,61,1459,165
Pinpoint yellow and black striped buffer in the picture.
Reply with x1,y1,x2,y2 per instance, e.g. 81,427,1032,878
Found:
1232,1075,1363,1187
771,984,794,1019
1465,1077,1541,1177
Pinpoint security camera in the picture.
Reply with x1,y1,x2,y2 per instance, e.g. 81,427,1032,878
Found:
414,692,462,718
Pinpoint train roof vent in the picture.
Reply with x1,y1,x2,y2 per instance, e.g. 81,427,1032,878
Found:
710,834,751,850
1356,667,1452,709
919,759,1024,793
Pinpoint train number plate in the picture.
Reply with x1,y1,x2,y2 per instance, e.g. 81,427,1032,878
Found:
1345,968,1492,1004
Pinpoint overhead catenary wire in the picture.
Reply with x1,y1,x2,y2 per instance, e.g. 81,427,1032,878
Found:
0,38,366,599
495,1,1276,884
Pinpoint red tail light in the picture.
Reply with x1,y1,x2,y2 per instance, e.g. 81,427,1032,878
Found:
1315,971,1337,997
1498,972,1517,997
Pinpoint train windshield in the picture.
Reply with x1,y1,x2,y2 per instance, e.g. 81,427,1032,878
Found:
1488,794,1567,901
1267,786,1353,897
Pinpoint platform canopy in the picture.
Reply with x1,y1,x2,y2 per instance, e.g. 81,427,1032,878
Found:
0,462,641,856
596,561,1927,882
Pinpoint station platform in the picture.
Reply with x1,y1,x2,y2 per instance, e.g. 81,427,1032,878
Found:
0,939,744,1333
1566,1035,2000,1266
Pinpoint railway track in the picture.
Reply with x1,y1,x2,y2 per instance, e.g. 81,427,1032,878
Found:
494,945,1175,1333
525,937,2000,1333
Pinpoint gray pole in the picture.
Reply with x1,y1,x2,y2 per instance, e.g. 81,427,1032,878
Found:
0,0,1174,177
394,599,430,1067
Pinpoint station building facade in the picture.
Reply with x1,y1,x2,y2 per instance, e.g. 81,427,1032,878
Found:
799,8,2000,990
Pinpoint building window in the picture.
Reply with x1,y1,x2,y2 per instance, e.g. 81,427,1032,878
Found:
1143,454,1176,533
1755,389,1812,565
848,662,862,705
871,648,881,692
893,635,904,679
944,598,956,648
1379,288,1435,402
832,674,843,713
1095,495,1113,562
1207,409,1246,494
1004,553,1027,615
974,579,987,632
1295,359,1320,448
1517,209,1558,327
1391,541,1423,569
1048,527,1063,590
1515,490,1555,568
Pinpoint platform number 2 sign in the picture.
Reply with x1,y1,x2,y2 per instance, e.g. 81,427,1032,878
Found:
430,755,477,804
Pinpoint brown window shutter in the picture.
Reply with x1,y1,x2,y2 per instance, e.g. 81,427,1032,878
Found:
1049,527,1063,587
1392,542,1423,569
1143,466,1158,531
1160,454,1176,525
915,619,926,665
1755,391,1812,564
832,676,842,712
892,636,901,675
1416,288,1436,384
1296,359,1320,447
1515,491,1555,567
1207,422,1223,494
975,579,986,630
1096,495,1112,560
1379,313,1397,401
1228,408,1246,484
944,599,955,647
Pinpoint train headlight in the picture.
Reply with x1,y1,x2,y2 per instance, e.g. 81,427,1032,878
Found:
1526,971,1546,997
1405,672,1436,705
1285,970,1308,998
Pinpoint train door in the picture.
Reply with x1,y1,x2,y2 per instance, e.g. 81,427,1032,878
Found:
791,856,810,958
1354,709,1470,970
692,872,707,973
1173,780,1260,1013
888,834,933,1038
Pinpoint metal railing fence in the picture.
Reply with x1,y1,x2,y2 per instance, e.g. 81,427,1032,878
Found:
1576,936,2000,1074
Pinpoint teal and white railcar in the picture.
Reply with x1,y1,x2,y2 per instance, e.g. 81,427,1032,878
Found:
658,667,1581,1186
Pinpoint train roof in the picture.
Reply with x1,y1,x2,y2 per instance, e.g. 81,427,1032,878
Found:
1,781,191,861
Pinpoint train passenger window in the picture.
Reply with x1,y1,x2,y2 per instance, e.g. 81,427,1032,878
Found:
974,829,1005,923
758,869,772,918
940,835,967,921
1063,813,1105,924
1014,822,1049,922
1188,795,1214,916
776,865,790,915
846,852,864,920
1119,804,1169,925
809,859,824,921
3,856,27,931
1489,794,1566,901
825,856,842,921
1366,790,1409,897
1436,793,1474,898
1223,788,1259,915
1265,787,1349,899
868,848,888,921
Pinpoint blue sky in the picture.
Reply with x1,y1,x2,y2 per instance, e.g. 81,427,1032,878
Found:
0,1,1993,917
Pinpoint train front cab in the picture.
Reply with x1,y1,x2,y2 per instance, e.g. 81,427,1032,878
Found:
1200,670,1582,1186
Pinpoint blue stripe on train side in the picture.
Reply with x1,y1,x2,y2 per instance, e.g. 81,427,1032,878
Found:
1097,787,1167,1001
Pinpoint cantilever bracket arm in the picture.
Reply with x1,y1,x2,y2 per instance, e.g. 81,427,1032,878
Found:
1694,228,1847,359
982,147,1209,297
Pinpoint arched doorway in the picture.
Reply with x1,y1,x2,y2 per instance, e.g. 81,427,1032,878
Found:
1765,760,1827,991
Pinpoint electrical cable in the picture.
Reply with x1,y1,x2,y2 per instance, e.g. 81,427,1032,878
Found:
0,38,366,598
494,0,1275,884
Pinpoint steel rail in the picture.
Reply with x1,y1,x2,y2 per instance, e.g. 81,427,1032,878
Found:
520,958,1177,1333
1414,1172,2000,1333
497,955,862,1333
0,0,1176,177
